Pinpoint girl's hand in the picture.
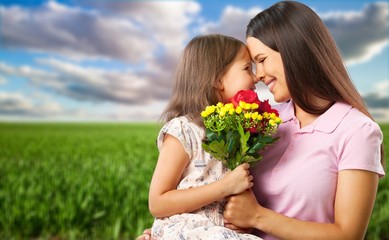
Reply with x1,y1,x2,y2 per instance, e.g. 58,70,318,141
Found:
136,228,151,240
222,163,253,195
223,189,260,228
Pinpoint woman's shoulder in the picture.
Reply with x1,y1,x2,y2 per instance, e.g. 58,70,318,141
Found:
334,103,384,176
344,104,380,129
332,103,382,140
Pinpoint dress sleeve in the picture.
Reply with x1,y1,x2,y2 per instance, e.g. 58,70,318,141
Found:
156,117,198,160
338,121,385,177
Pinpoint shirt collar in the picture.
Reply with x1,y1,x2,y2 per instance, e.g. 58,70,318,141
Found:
279,100,295,123
313,102,352,133
280,100,352,133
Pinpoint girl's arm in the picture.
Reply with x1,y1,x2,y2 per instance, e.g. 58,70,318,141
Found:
149,134,253,218
224,169,379,240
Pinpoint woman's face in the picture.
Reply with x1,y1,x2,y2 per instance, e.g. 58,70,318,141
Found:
219,46,257,103
246,37,290,103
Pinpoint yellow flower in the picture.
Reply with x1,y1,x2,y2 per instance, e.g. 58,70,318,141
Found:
235,106,242,114
225,103,234,109
251,111,259,120
201,105,216,117
251,103,259,110
239,101,251,110
207,105,216,113
244,112,251,119
219,108,227,117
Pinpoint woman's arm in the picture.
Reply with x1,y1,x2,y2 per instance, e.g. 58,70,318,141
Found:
149,134,253,218
224,169,379,240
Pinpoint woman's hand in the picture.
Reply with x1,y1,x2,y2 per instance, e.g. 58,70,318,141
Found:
222,163,254,195
224,218,253,234
136,228,151,240
223,189,260,229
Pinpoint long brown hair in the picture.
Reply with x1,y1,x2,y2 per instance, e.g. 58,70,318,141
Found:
246,1,384,165
160,34,245,126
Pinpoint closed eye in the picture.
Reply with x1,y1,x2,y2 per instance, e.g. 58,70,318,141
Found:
258,58,265,63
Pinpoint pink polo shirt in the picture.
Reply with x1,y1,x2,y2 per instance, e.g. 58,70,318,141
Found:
251,100,385,239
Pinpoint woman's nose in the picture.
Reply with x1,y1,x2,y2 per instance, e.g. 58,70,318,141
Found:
256,70,265,82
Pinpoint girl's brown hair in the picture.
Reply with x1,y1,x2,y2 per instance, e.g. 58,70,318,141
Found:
246,1,384,164
160,34,245,126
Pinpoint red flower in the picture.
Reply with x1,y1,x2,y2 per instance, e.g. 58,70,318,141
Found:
247,127,258,134
229,90,261,107
258,99,279,116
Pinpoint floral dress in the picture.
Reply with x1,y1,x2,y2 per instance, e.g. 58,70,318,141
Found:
151,116,262,240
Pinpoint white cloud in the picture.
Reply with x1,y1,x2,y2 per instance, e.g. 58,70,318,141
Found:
0,1,387,122
0,59,173,105
200,5,262,42
0,75,7,85
200,2,388,65
362,80,389,110
320,2,389,65
0,0,201,121
0,92,62,116
0,90,167,122
1,1,200,63
372,80,389,98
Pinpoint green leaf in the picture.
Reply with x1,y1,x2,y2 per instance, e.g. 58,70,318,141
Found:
202,140,228,161
247,141,264,154
237,125,250,154
243,155,263,166
205,128,220,142
229,150,242,170
226,130,239,154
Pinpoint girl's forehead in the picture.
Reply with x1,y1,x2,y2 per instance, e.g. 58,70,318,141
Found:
235,47,251,61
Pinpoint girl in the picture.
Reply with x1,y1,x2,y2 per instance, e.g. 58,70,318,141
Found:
148,34,262,239
223,1,385,239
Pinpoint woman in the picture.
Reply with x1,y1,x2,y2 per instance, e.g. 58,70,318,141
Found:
137,1,385,239
223,1,385,239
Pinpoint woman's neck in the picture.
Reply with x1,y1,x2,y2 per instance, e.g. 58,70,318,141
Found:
293,105,318,128
293,98,331,128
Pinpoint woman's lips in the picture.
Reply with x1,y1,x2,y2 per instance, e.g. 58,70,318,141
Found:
266,79,276,92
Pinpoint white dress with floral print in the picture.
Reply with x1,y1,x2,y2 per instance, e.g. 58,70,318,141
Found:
151,116,262,240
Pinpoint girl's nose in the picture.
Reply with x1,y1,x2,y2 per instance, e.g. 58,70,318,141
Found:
253,75,260,84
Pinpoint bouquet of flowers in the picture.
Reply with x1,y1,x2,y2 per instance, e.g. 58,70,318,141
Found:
201,90,282,170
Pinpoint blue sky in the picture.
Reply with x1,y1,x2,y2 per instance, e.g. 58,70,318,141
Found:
0,0,388,122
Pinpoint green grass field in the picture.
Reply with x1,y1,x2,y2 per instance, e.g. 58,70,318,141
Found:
0,122,388,239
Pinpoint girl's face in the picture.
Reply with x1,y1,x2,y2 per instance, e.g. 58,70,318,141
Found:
246,37,290,103
219,47,257,103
